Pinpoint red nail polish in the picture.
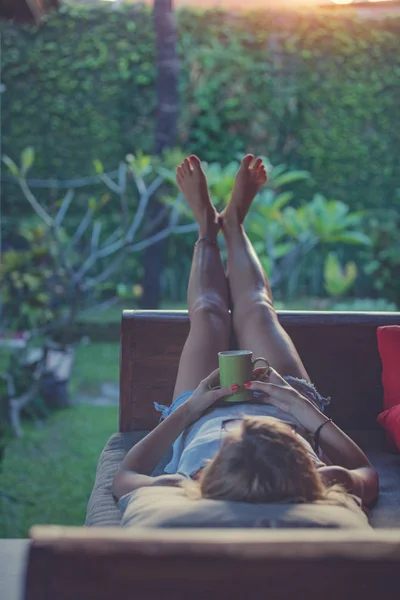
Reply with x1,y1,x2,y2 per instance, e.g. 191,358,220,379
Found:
231,384,239,391
244,382,251,388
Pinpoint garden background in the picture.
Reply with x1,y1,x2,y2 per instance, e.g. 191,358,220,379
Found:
0,1,399,536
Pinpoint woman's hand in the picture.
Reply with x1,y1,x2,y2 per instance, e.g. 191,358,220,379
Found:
183,368,238,423
244,366,309,415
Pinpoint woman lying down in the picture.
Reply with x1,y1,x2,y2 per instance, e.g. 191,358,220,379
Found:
112,155,379,528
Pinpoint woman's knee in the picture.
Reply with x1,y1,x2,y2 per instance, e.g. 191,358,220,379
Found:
233,295,276,329
190,296,231,330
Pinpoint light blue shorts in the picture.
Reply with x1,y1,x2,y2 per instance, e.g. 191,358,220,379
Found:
154,376,330,422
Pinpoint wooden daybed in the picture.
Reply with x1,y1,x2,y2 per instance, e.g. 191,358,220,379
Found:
24,310,400,599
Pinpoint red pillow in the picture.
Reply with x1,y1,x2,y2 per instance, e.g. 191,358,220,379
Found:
377,405,400,452
377,326,400,410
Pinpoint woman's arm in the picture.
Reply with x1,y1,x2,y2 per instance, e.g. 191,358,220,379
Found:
317,465,378,506
293,400,379,506
119,402,194,476
293,399,372,469
112,402,194,500
112,371,236,499
246,371,379,507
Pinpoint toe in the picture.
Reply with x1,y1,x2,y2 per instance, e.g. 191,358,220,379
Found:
258,168,268,184
252,157,263,170
241,154,254,167
189,155,202,170
184,158,192,173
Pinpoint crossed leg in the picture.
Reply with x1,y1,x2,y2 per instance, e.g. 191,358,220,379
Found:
172,154,309,405
220,155,310,381
171,156,231,402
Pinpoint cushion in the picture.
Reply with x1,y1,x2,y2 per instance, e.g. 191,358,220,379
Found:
377,405,400,452
85,432,149,527
86,431,400,529
377,326,400,410
367,450,400,528
118,486,370,530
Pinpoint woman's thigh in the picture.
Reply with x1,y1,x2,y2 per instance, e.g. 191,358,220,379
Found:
234,302,310,381
171,308,231,403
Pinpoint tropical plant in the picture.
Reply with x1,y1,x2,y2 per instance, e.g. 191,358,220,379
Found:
1,226,69,332
0,146,196,434
362,205,400,306
159,156,371,302
271,194,370,297
1,147,197,337
323,253,357,298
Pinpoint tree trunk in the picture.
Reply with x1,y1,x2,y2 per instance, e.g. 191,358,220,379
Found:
140,0,180,309
0,0,60,23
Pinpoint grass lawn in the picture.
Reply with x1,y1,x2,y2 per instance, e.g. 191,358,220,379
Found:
0,404,118,538
70,341,120,395
0,341,120,538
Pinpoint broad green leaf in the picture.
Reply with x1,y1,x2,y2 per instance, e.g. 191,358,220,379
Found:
37,293,50,303
135,152,151,171
272,170,310,188
260,255,272,278
324,253,358,297
117,284,130,298
341,214,365,227
364,260,380,275
267,163,287,182
248,219,266,239
93,159,104,174
252,241,265,255
332,232,372,246
274,242,295,259
274,191,294,210
21,147,35,173
126,151,153,177
22,274,41,290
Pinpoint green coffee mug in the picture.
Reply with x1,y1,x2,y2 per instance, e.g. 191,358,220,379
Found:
217,350,270,403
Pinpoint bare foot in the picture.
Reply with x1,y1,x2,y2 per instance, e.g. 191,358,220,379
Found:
219,154,267,227
176,155,219,238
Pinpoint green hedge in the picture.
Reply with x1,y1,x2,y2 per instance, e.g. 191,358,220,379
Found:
2,3,400,216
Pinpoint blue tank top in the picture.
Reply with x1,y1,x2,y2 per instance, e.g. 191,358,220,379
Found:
161,402,325,478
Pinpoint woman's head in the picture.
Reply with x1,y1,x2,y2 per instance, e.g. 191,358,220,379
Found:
196,416,325,504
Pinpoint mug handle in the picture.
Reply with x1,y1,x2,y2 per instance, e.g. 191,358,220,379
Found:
251,357,271,380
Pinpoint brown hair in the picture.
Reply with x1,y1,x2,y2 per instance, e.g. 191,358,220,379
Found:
181,416,358,510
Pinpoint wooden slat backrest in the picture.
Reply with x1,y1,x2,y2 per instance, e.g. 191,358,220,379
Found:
119,310,400,433
25,526,400,600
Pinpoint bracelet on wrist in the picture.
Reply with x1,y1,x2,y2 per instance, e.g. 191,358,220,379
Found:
313,418,333,453
195,236,217,248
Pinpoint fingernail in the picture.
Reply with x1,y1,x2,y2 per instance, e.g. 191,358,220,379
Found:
244,382,251,388
231,384,239,391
